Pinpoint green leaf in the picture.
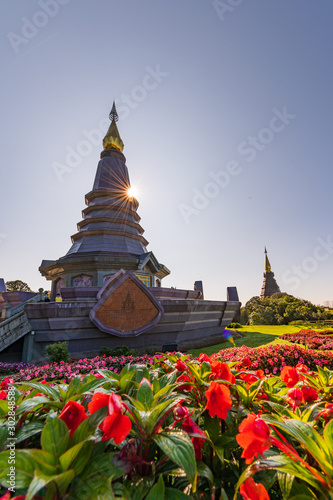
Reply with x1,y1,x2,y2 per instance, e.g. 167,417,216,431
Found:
15,421,44,444
278,472,294,499
165,488,190,499
263,416,332,476
0,400,8,416
324,419,333,450
119,371,136,392
152,430,197,490
204,413,220,442
22,449,56,475
16,381,60,401
26,468,76,500
234,454,329,499
317,366,329,386
0,450,37,488
41,417,70,459
78,377,109,396
0,425,9,451
60,439,92,472
16,395,50,414
197,461,214,483
146,475,165,500
64,476,115,500
137,379,154,407
147,396,184,433
97,368,119,382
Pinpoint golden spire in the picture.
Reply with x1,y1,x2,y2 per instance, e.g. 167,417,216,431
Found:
103,101,124,152
264,247,271,274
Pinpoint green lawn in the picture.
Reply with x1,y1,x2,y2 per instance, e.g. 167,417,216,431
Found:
187,325,305,357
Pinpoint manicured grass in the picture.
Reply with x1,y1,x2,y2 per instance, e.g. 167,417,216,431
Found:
187,325,305,357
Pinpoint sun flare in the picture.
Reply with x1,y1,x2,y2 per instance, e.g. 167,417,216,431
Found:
127,186,138,199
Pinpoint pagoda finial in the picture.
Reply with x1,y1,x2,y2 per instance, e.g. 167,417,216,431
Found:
264,247,271,274
103,101,124,152
109,101,119,122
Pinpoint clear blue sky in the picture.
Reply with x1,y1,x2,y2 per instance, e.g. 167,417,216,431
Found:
1,1,332,306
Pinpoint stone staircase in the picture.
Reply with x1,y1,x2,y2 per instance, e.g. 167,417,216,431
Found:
0,291,44,354
0,310,32,353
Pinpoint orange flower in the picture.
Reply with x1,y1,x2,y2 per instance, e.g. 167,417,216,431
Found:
236,413,271,463
280,366,299,388
240,477,270,500
210,361,235,384
205,381,232,419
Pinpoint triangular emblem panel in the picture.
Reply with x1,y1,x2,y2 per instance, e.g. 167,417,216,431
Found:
90,270,164,337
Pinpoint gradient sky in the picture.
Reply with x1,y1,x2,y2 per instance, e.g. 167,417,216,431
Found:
1,1,332,306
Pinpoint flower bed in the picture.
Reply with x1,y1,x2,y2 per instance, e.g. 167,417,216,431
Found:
281,329,333,350
11,354,157,383
1,353,333,499
211,342,333,373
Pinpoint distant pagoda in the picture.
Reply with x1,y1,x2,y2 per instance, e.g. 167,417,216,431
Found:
260,248,280,299
40,102,170,297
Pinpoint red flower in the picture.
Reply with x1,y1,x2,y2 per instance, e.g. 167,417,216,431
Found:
301,386,318,402
280,366,299,388
181,416,206,439
192,436,205,460
88,392,109,413
210,361,235,384
238,370,264,387
287,387,304,411
177,374,193,391
205,381,232,419
241,358,252,368
59,400,88,437
0,391,7,400
173,405,189,421
0,378,13,390
175,359,187,371
198,353,210,364
240,477,270,500
296,363,311,374
89,392,131,444
181,416,206,460
317,403,333,423
236,414,271,464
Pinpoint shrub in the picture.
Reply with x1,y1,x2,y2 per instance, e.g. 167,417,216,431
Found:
99,345,131,357
227,322,242,329
45,341,70,363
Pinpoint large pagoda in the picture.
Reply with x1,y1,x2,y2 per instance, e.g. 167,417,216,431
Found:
40,103,170,298
260,248,281,299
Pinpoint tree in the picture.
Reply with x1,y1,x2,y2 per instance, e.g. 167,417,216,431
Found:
5,280,32,292
241,293,330,325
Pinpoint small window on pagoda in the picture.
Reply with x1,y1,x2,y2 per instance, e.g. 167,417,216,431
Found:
72,275,93,287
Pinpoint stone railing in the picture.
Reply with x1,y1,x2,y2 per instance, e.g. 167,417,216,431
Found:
0,310,32,353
